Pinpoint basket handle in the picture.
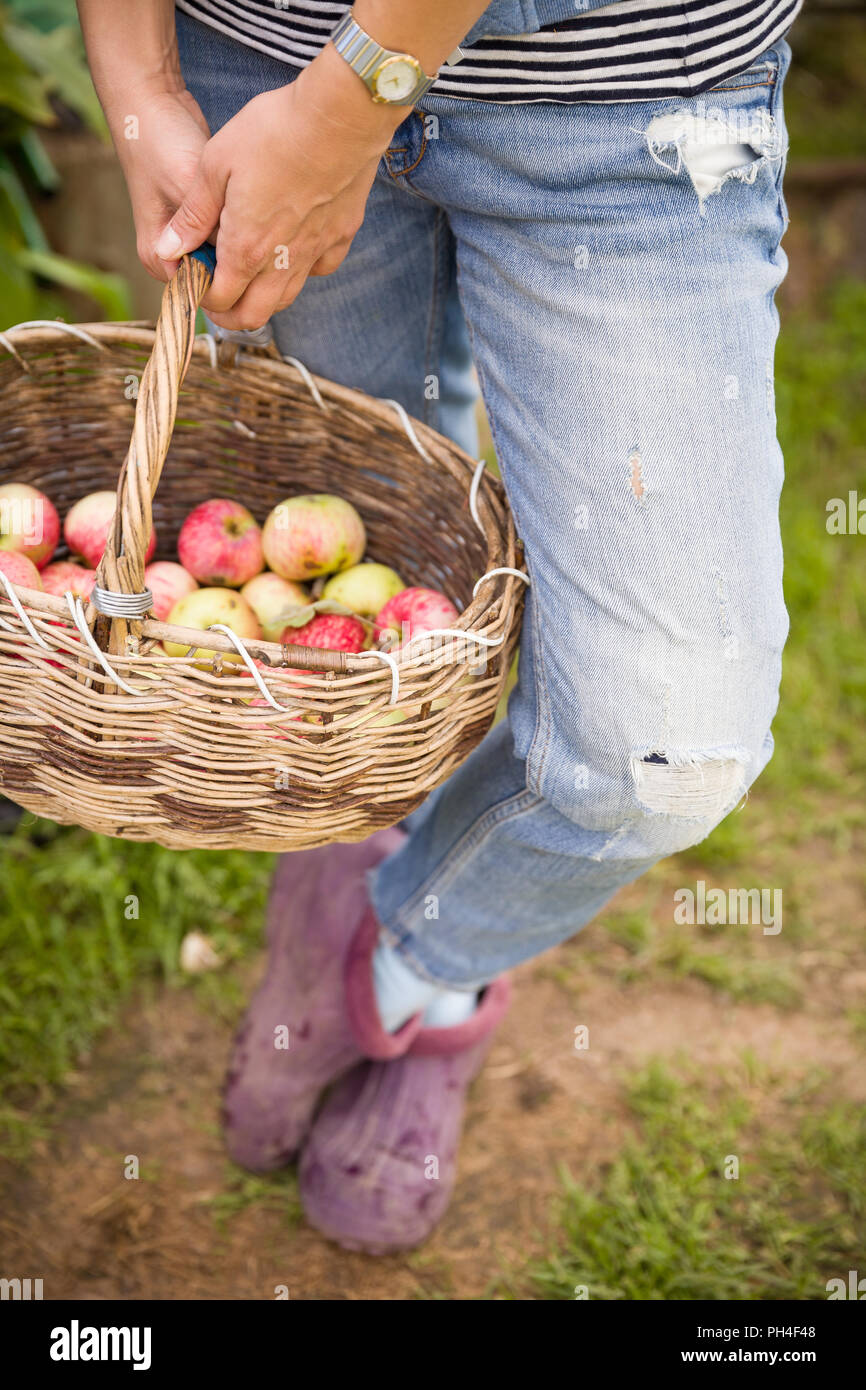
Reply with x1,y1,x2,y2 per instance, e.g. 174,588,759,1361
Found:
92,243,216,655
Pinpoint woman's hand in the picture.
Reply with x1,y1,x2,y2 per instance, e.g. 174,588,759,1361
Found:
110,88,211,283
153,44,408,331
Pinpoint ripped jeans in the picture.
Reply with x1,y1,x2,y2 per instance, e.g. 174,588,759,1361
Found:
178,14,792,988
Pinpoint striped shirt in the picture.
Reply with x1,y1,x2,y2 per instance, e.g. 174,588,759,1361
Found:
175,0,802,103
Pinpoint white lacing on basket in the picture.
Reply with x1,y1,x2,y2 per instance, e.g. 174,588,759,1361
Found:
377,398,433,463
469,458,487,534
0,572,52,647
282,355,328,411
473,567,531,598
195,332,218,370
1,319,105,351
359,628,506,705
202,624,295,712
65,594,151,696
468,459,531,594
0,319,106,373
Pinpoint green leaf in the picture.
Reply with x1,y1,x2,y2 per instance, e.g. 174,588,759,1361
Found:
277,604,317,629
4,1,81,33
312,599,358,617
0,30,53,124
0,150,49,246
4,21,107,136
276,598,374,632
15,125,59,191
15,246,133,319
0,244,36,326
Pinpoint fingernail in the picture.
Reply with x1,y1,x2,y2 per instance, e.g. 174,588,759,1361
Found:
155,224,183,259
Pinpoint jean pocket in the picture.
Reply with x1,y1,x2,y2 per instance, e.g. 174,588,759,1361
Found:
705,60,779,96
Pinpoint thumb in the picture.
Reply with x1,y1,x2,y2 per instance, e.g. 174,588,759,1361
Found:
154,173,221,261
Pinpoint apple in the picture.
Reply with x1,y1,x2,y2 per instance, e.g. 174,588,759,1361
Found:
241,572,310,642
163,586,261,664
64,490,156,570
279,613,366,654
375,587,460,649
145,560,198,621
321,562,405,617
178,498,264,587
0,551,43,591
262,494,365,581
0,482,60,569
40,561,97,600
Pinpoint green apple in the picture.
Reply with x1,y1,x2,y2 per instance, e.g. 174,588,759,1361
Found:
164,586,261,665
321,562,405,617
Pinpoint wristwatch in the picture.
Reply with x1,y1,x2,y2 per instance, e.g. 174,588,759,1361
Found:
330,12,437,105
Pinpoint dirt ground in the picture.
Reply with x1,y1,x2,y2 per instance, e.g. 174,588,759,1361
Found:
3,873,863,1302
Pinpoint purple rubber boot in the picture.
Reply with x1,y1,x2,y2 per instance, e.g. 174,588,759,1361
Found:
222,829,423,1172
298,976,512,1254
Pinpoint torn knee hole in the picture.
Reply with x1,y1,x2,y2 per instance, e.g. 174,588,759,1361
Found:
632,751,747,818
644,108,784,209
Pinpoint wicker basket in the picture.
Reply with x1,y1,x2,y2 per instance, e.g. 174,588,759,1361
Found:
0,253,525,852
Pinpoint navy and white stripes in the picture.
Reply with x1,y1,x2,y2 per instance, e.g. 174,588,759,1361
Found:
175,0,802,102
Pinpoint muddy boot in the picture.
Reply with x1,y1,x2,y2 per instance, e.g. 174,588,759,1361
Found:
223,829,422,1172
298,977,511,1253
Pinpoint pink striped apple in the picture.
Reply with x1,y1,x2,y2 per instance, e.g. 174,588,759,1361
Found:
40,561,97,600
241,572,310,642
64,491,156,570
375,587,460,649
0,482,60,569
262,494,366,581
0,551,43,591
145,561,198,621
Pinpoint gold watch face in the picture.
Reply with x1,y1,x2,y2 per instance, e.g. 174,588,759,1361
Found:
373,55,421,103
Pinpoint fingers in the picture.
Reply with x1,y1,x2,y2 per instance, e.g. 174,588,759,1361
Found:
308,239,352,277
153,158,224,263
205,264,308,332
203,231,278,316
135,220,180,284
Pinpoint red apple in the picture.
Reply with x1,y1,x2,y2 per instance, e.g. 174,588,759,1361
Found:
145,560,198,621
279,613,366,654
0,482,60,569
40,561,97,600
375,587,460,648
262,494,366,581
241,571,310,642
0,551,43,591
178,498,263,587
64,490,156,570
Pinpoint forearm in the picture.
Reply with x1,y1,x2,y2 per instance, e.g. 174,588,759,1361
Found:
76,0,183,125
298,0,491,150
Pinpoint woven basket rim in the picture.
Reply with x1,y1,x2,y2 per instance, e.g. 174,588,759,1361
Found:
0,319,525,683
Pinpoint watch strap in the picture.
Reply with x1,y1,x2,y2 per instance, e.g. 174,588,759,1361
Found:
330,13,437,104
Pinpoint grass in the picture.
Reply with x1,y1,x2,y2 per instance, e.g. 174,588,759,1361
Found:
203,1166,303,1234
500,281,866,1299
0,820,272,1155
1,171,865,1298
505,1060,865,1301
